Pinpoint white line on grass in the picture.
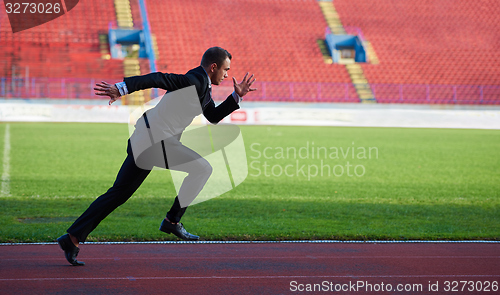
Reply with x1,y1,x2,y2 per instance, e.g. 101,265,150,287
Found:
1,124,10,196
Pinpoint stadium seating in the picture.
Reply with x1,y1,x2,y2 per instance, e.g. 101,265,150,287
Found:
145,0,358,101
333,0,500,103
0,0,124,84
1,0,498,103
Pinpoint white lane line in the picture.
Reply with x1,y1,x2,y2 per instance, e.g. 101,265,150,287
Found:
0,274,498,282
1,124,10,196
2,255,499,262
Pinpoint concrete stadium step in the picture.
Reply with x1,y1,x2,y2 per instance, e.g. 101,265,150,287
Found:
98,34,111,60
316,39,333,64
114,0,134,28
365,41,380,65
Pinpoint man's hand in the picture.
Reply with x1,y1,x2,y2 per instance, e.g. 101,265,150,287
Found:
94,81,121,105
232,73,257,97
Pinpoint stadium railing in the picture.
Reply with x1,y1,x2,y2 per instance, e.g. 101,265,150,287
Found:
0,77,498,105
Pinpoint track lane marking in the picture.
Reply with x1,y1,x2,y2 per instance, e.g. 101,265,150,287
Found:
2,255,499,261
1,274,499,282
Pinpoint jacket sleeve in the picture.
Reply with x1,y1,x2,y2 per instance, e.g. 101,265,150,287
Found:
124,70,239,124
203,94,240,124
123,72,192,93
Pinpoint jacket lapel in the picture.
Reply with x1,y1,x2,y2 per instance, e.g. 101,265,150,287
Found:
186,66,212,110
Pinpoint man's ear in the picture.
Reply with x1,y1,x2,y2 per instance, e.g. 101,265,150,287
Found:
210,63,218,72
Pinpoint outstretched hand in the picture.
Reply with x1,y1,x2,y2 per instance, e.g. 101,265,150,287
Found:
232,73,257,98
94,81,121,105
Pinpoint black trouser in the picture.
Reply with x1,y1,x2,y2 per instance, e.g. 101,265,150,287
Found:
67,141,186,243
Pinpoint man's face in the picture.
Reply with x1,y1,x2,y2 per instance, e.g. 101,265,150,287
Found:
211,57,231,85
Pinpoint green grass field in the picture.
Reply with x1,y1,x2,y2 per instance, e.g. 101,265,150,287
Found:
0,122,499,242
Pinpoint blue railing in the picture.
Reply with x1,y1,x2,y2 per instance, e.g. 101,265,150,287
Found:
138,0,157,98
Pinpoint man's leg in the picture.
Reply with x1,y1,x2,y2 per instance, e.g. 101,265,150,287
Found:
163,138,212,223
166,159,212,223
67,151,151,243
166,196,185,224
159,138,212,240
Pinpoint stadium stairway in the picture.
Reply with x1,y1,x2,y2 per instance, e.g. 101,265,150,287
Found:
316,39,333,64
99,34,112,60
364,41,379,65
318,1,346,35
318,0,376,103
114,0,134,28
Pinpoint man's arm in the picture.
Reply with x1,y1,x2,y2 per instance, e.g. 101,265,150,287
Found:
94,72,256,108
94,72,194,105
124,72,192,94
203,73,257,124
203,95,240,124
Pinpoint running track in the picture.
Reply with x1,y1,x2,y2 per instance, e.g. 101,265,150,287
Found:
1,242,499,294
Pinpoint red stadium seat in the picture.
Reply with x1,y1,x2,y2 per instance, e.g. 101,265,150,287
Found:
334,0,500,100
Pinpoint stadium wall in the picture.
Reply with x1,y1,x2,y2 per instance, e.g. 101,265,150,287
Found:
0,101,499,130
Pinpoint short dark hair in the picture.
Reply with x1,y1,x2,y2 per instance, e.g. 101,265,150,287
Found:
201,47,232,68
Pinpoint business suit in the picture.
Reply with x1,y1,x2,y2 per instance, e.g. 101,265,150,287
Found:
66,66,240,243
125,66,239,123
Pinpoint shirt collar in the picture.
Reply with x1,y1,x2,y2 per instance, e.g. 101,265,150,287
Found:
201,67,212,88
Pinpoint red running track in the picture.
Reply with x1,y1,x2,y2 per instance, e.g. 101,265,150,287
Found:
0,242,499,294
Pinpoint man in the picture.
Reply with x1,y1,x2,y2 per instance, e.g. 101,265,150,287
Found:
57,47,256,266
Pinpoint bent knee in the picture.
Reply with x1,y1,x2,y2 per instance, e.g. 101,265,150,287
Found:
199,159,213,176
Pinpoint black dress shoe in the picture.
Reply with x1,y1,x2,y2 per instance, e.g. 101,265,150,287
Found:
159,219,199,241
57,234,85,266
